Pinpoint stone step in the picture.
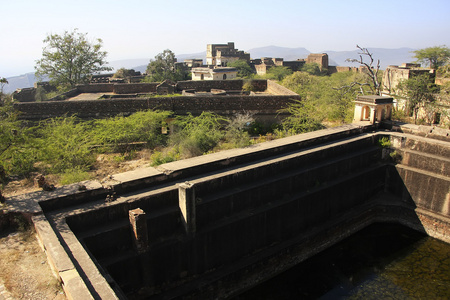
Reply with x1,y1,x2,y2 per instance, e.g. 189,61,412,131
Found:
398,148,450,177
195,146,381,227
399,134,450,157
395,164,450,218
192,133,378,197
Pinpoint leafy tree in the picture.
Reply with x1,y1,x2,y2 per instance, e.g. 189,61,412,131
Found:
0,77,8,95
35,29,112,88
345,45,382,95
145,49,187,82
413,45,450,69
0,77,10,106
266,66,293,81
227,60,254,78
397,74,438,124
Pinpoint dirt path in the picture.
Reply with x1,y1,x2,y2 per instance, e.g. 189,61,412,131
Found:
0,226,65,300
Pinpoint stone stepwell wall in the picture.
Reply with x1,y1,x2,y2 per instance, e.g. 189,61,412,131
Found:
7,123,450,300
65,128,394,299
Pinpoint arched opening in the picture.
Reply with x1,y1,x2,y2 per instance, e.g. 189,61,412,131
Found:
362,106,370,121
223,74,227,80
201,74,204,80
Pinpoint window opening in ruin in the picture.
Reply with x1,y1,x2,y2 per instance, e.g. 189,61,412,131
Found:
362,106,370,120
201,74,204,80
223,74,227,80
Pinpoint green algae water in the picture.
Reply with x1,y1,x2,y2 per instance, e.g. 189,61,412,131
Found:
235,223,450,299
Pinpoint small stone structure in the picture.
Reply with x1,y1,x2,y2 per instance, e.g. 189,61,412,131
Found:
191,66,238,80
353,95,393,124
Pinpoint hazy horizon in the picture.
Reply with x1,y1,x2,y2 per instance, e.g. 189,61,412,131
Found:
1,0,449,77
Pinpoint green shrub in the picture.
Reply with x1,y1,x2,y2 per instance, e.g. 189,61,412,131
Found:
170,112,227,157
92,110,171,150
280,100,325,134
59,167,92,185
150,147,181,166
35,117,96,174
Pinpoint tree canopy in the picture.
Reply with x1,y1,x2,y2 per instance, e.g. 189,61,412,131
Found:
301,63,326,76
35,29,112,88
145,49,188,82
413,46,450,70
266,66,293,81
226,60,253,78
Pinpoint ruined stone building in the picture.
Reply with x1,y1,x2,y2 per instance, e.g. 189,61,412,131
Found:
382,63,450,126
382,63,434,95
252,53,330,76
306,53,329,70
206,42,250,66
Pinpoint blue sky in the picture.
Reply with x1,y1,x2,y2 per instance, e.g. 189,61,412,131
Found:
1,0,449,77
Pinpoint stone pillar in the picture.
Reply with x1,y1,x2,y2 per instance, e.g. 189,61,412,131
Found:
129,208,149,253
178,182,196,234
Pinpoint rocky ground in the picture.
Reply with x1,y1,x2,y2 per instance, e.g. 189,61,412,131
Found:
0,227,65,300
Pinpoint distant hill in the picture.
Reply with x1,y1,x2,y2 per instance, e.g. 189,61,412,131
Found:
3,73,40,94
3,47,417,94
114,52,207,74
246,46,310,61
326,47,416,70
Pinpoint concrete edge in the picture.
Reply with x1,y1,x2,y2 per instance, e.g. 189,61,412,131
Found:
57,219,120,300
32,214,93,300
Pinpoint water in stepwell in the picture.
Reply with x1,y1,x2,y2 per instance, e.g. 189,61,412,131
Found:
235,223,450,299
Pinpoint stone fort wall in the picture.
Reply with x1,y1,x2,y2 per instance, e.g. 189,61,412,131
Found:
13,80,293,123
14,94,297,123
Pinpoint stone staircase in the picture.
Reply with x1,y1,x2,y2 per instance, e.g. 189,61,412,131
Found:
389,133,450,243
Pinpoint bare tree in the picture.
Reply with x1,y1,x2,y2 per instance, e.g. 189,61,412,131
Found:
344,45,382,95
